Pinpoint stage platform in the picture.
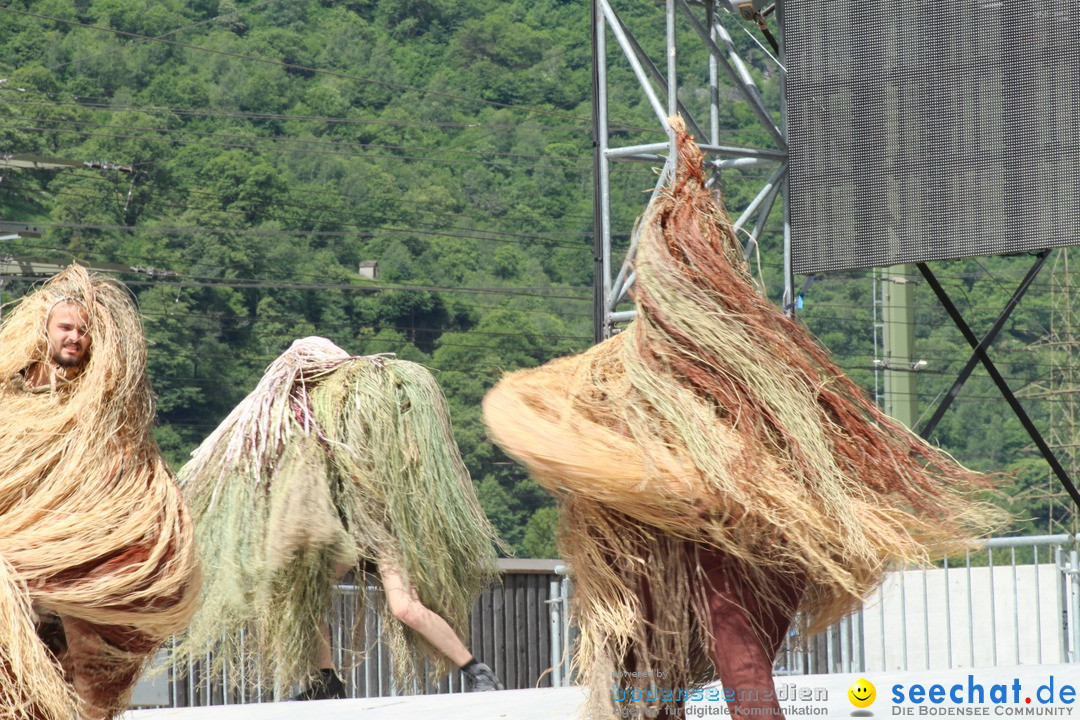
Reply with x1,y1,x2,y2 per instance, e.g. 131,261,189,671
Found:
127,664,1079,719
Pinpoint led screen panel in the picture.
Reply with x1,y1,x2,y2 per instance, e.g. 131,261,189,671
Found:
784,1,1080,274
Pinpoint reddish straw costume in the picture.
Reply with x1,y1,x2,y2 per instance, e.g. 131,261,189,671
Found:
483,118,1002,718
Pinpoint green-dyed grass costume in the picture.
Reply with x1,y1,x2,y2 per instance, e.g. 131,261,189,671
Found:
173,337,500,695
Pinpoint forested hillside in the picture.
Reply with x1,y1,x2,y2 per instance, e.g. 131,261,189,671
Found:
1,0,1075,553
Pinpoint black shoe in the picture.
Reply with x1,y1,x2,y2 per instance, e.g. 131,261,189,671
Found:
293,669,347,700
35,614,67,657
463,662,504,692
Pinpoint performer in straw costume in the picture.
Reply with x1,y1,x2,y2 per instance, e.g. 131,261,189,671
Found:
173,337,503,699
482,118,1004,719
0,265,200,720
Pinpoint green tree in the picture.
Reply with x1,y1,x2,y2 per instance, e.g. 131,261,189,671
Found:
520,507,559,558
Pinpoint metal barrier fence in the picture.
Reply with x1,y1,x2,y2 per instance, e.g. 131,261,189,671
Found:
775,534,1080,675
131,559,572,707
133,535,1079,707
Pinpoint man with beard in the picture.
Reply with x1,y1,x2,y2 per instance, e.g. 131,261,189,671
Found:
0,265,200,720
23,297,93,384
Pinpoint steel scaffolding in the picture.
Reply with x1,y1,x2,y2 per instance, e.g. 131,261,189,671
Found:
591,0,789,341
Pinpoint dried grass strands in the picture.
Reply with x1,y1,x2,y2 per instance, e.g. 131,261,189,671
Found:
626,117,1004,616
0,557,76,720
176,338,500,695
483,117,1005,718
316,358,502,679
172,338,356,692
556,500,716,720
179,336,354,508
0,265,200,719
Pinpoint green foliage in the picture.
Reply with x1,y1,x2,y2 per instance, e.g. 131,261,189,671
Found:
797,257,1079,536
0,0,1070,558
521,506,560,559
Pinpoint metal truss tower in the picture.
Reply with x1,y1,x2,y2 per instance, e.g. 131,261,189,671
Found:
1027,249,1080,534
591,0,788,341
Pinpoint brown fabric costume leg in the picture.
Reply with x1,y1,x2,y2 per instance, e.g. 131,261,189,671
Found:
700,550,803,719
57,616,148,720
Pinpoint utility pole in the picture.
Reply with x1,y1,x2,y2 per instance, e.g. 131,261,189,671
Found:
882,265,918,429
871,268,883,408
0,252,75,321
1,154,137,311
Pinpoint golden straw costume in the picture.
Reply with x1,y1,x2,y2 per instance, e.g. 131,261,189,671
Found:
174,337,500,696
0,265,200,720
482,118,1004,719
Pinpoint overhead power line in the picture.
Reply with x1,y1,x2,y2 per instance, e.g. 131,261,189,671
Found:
1,96,605,133
0,235,597,304
4,115,594,163
0,253,593,301
0,181,597,248
47,0,285,71
0,121,594,171
135,308,593,341
3,219,588,243
119,276,591,301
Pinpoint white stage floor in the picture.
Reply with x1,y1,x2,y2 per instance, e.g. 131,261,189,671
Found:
126,664,1079,719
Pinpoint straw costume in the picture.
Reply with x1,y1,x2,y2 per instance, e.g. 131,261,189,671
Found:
173,337,501,697
0,265,200,720
482,118,1003,718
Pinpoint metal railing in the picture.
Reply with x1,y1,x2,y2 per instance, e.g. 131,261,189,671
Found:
131,535,1079,707
131,560,572,707
775,534,1080,675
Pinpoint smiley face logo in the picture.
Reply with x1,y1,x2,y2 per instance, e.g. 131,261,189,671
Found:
848,679,876,708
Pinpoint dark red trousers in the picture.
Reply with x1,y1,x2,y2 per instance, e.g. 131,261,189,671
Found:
699,550,804,718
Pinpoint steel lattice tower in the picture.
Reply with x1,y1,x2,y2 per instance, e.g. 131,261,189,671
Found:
1028,250,1080,534
591,0,788,341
